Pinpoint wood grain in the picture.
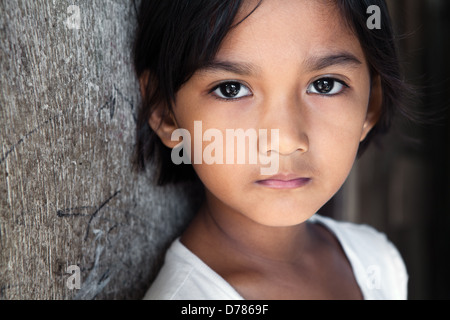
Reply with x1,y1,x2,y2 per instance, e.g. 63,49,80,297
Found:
0,0,200,299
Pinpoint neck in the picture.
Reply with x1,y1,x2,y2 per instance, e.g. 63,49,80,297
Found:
181,191,316,266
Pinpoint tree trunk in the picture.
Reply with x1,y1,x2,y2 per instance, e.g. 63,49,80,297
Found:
0,0,199,299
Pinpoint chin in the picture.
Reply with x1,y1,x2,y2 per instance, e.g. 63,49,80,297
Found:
246,206,317,228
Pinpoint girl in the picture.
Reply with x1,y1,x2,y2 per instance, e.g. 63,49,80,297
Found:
133,0,409,300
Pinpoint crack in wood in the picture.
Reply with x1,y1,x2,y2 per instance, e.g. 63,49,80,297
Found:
0,117,52,165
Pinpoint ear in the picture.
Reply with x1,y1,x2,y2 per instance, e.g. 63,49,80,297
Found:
139,72,180,149
360,74,383,142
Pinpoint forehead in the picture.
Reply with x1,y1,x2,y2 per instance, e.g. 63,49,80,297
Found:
215,0,365,68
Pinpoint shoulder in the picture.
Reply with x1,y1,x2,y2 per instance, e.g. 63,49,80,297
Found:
311,215,395,254
143,238,243,300
310,214,409,300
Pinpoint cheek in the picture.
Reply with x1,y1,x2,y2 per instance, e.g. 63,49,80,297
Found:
321,113,365,155
318,127,361,177
309,101,368,185
310,92,369,146
192,162,251,211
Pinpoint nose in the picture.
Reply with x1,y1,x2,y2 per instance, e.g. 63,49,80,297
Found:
258,94,309,156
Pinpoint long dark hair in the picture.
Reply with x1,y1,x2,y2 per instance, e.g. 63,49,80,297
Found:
335,0,414,156
132,0,412,185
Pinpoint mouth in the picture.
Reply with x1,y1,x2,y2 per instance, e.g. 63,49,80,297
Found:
255,174,312,189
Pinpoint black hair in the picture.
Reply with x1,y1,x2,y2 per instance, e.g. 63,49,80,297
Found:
132,0,412,185
334,0,414,156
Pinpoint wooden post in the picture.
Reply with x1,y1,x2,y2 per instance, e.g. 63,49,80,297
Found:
0,0,199,299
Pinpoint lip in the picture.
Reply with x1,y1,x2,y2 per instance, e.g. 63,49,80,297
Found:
256,174,311,189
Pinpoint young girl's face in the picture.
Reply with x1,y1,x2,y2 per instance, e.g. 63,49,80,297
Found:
162,0,380,227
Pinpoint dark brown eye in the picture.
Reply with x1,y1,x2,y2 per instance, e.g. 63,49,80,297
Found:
314,79,334,93
212,82,252,100
307,78,347,95
221,83,241,97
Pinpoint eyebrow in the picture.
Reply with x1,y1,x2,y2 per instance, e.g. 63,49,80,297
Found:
304,52,363,71
198,60,261,76
197,52,362,77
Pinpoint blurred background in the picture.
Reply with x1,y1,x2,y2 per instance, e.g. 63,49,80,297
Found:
321,0,450,300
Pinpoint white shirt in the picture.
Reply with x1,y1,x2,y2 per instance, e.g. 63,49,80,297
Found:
144,214,408,300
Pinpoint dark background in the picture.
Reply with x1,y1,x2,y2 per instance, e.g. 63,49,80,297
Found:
395,0,450,300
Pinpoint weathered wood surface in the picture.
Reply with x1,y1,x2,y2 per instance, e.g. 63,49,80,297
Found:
0,0,199,299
